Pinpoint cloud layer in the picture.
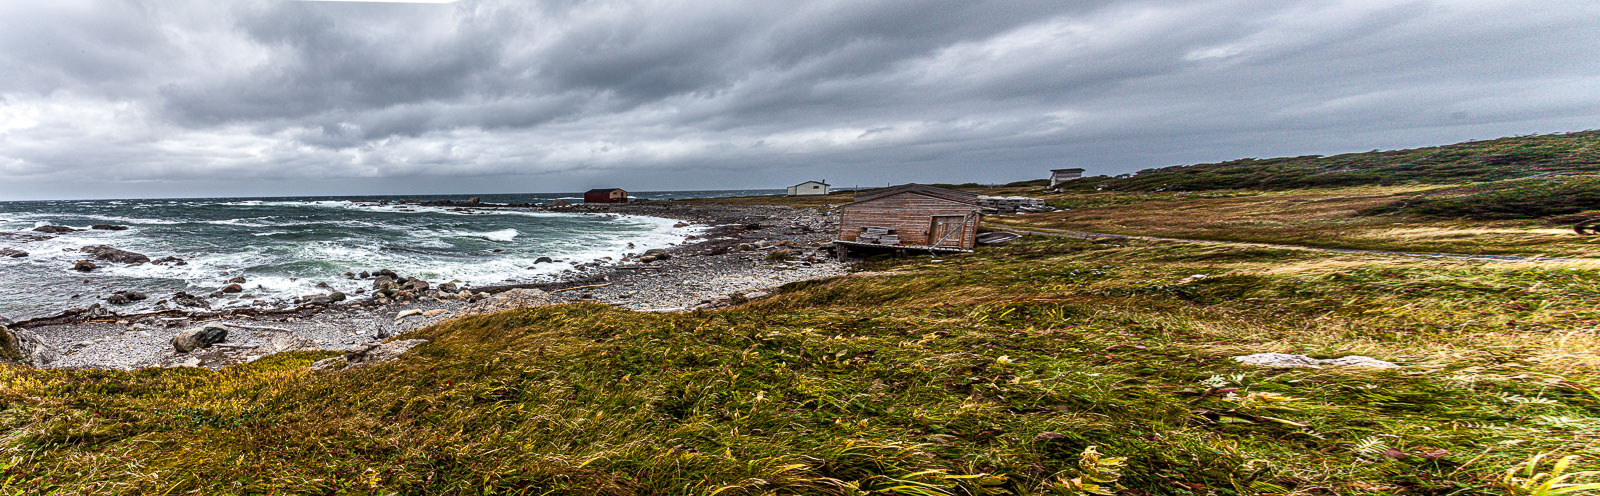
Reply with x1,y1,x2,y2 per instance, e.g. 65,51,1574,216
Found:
1,0,1597,199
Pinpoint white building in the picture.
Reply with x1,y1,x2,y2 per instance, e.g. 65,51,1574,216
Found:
787,180,831,196
1049,168,1086,189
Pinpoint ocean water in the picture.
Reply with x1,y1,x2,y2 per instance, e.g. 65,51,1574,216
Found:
0,190,780,320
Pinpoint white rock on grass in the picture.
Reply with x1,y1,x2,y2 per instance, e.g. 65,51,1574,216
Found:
1233,353,1398,369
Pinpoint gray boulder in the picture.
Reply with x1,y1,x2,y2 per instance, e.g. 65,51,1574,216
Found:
33,225,77,234
172,324,228,353
0,248,27,258
1,325,60,366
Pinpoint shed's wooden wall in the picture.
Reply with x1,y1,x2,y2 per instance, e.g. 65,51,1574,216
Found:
838,192,979,248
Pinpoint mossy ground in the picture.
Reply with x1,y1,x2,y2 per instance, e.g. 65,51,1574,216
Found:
3,233,1598,494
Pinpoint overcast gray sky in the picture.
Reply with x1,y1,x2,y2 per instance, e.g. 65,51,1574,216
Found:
1,0,1596,200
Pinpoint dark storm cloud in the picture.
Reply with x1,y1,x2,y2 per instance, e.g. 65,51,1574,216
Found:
0,0,1597,199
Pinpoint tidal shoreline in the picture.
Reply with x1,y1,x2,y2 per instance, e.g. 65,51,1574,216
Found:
8,201,847,370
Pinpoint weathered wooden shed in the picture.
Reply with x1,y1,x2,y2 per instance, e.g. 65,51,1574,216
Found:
834,184,981,255
583,188,628,204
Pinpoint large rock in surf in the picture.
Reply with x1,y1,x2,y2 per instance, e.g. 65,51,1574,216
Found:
90,225,129,231
72,260,98,272
172,324,228,353
33,225,78,234
1,325,60,366
221,284,244,294
82,245,151,264
0,248,27,258
460,289,552,316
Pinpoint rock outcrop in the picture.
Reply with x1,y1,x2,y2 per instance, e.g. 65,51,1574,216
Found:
33,225,78,234
1,325,60,366
460,288,552,316
310,339,427,372
0,248,27,258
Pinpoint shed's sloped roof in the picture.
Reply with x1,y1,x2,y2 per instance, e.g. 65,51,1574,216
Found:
791,180,830,187
851,184,979,205
585,188,625,194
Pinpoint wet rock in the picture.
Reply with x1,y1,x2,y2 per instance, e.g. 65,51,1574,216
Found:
1232,353,1399,369
171,291,210,308
534,256,554,264
358,271,371,279
0,248,27,258
308,296,334,305
221,284,244,294
395,309,423,319
315,281,332,289
73,260,98,272
172,324,228,353
82,245,151,264
151,256,187,266
1,325,60,366
436,282,458,293
33,225,78,234
228,276,246,284
378,269,398,279
328,291,347,302
403,277,429,291
90,224,129,231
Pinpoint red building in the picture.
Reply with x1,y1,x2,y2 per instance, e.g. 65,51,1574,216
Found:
583,188,628,204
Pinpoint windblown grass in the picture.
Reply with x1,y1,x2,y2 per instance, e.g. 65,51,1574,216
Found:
1366,176,1600,220
3,236,1598,494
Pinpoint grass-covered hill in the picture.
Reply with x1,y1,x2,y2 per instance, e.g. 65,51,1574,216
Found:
1058,131,1600,192
4,236,1599,494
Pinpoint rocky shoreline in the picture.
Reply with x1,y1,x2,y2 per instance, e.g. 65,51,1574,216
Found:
1,201,848,370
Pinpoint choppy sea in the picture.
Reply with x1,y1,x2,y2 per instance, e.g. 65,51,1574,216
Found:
0,190,779,320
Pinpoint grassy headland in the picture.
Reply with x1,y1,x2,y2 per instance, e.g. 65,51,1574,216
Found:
4,133,1600,494
4,238,1599,494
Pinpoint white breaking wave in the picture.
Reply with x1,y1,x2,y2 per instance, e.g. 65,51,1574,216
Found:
465,229,518,242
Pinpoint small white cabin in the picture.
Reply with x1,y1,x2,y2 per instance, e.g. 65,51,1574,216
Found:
787,180,831,196
1049,168,1085,189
